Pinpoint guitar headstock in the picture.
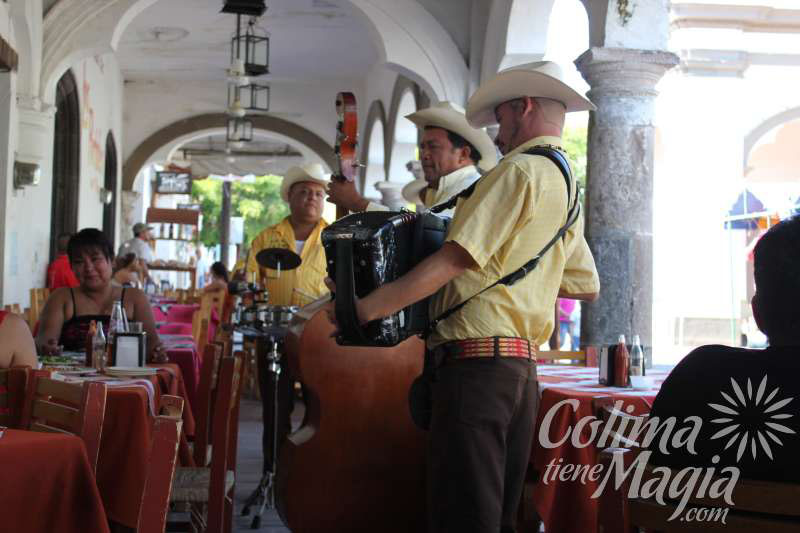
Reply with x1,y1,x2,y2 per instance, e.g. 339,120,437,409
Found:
335,92,358,183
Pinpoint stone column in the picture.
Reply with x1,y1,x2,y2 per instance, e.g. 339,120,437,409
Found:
575,47,678,350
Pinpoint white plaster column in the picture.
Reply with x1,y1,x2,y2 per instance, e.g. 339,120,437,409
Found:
575,47,678,349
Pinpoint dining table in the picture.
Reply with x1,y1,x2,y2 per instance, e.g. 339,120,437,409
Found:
530,364,672,533
0,428,110,533
57,363,196,528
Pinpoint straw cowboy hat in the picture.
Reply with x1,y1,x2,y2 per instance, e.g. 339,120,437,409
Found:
280,163,330,202
406,101,498,171
401,178,428,205
465,61,596,128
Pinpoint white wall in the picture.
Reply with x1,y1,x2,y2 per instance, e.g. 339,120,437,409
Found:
75,53,124,235
0,50,124,307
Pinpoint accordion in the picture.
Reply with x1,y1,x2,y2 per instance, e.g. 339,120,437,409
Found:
322,210,450,347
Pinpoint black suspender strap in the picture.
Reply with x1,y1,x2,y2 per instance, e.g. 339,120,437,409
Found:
424,145,580,338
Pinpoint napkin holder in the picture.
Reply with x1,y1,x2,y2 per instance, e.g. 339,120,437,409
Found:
113,332,146,367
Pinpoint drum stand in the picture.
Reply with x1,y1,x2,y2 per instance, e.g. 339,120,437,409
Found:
241,337,281,529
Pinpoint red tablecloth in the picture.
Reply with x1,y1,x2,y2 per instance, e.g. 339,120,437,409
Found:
89,364,195,527
165,304,199,324
530,365,670,533
158,322,193,336
0,429,110,533
163,337,201,413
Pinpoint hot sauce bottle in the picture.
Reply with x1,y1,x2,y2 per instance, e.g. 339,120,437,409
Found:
614,334,630,387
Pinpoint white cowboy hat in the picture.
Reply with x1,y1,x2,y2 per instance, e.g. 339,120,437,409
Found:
466,61,596,128
406,101,498,172
401,178,428,205
280,163,330,202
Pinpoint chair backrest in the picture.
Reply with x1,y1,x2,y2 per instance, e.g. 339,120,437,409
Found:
193,342,223,467
28,288,50,329
537,349,588,365
207,355,242,533
21,370,107,473
598,448,800,533
136,395,184,533
592,396,649,450
0,367,29,428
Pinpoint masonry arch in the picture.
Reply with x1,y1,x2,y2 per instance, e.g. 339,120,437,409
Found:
123,114,335,190
103,132,118,247
41,0,466,105
359,100,388,196
744,106,800,170
50,69,81,261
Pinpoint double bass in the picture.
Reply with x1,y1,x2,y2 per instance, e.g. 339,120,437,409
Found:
275,93,428,532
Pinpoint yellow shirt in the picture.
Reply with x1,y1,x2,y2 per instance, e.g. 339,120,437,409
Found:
245,217,329,306
421,165,481,215
366,166,480,216
428,136,599,348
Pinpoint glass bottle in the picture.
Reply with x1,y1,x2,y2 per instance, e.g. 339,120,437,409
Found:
614,334,630,387
85,320,97,367
630,334,644,377
107,300,126,367
92,323,107,371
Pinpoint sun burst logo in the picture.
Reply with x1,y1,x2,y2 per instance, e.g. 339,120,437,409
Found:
708,376,795,462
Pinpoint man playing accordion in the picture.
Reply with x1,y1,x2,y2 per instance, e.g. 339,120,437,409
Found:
327,61,600,533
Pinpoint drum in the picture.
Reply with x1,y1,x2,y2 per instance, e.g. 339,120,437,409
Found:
261,305,299,329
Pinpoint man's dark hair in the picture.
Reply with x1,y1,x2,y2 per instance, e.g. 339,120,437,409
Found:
210,261,229,282
753,215,800,342
425,126,481,165
67,228,114,264
56,233,72,254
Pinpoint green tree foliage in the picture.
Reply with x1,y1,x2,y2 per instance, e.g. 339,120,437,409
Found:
562,125,588,190
192,175,288,250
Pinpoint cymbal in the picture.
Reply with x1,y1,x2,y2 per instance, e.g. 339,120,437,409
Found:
256,247,302,270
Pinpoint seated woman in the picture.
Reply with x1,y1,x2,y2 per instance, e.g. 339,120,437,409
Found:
203,261,229,294
112,253,142,288
36,228,167,363
0,310,38,368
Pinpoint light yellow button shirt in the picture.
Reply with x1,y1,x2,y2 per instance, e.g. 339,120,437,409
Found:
427,136,599,349
366,165,481,217
245,217,329,306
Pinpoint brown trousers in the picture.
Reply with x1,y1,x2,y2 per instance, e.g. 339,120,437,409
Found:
428,357,538,533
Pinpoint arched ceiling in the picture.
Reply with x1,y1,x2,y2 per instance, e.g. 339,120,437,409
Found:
115,0,379,83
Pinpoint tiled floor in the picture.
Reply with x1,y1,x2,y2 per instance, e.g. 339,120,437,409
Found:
232,398,291,532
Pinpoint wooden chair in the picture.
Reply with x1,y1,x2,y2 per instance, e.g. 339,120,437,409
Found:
598,448,800,532
191,343,224,468
21,370,107,473
170,356,242,533
592,396,649,450
3,303,22,314
136,395,185,533
28,288,50,329
0,367,29,428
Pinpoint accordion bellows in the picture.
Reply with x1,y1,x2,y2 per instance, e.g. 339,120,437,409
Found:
322,210,450,347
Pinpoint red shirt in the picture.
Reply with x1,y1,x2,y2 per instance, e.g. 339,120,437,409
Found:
47,254,79,289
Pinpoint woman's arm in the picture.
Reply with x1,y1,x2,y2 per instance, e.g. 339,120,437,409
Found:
128,288,167,363
35,289,68,355
8,314,38,368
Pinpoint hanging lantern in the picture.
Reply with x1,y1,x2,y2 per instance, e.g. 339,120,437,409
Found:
221,0,267,17
231,16,270,77
228,83,270,113
226,117,253,144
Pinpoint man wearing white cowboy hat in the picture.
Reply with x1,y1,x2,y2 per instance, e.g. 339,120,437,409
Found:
326,61,600,532
327,101,497,217
246,162,331,306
